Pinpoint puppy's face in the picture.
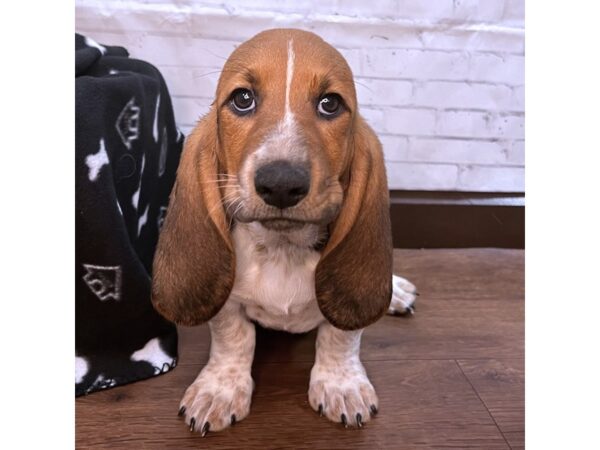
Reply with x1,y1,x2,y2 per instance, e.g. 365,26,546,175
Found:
212,29,357,231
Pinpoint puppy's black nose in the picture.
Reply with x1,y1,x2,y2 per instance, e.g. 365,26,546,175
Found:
254,160,310,209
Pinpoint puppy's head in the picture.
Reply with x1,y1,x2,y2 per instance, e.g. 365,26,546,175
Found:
214,29,356,231
152,29,392,330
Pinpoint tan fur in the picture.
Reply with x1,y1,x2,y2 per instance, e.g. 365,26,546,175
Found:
152,28,392,330
151,111,235,326
315,118,393,330
151,28,419,433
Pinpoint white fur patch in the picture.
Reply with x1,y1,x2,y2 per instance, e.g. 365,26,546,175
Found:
180,302,255,432
309,323,377,427
285,39,295,119
241,40,306,187
388,274,418,315
230,222,324,333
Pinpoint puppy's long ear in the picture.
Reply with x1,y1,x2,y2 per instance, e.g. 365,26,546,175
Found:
315,117,393,330
152,110,235,326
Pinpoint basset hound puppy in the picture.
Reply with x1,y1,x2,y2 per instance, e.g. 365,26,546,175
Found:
152,28,418,434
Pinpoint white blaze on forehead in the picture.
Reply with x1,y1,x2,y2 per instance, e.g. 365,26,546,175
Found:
250,38,303,167
285,39,295,120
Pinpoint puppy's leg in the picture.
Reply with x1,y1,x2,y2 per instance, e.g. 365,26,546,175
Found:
179,301,255,434
387,274,419,316
309,323,377,428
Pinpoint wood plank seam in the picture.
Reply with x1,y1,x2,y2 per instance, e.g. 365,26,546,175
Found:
454,359,514,450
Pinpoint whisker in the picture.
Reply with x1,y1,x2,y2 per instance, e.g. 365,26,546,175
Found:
228,199,245,229
192,70,222,79
202,181,241,187
191,68,241,80
220,184,241,193
204,178,239,182
226,202,238,229
353,79,372,92
203,174,239,182
221,192,241,203
205,199,224,222
222,188,241,203
199,48,229,62
203,185,239,217
233,201,244,216
223,184,240,195
202,179,241,188
223,197,240,226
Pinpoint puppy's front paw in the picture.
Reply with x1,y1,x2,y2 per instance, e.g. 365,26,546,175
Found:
309,362,378,428
179,363,253,434
388,274,419,316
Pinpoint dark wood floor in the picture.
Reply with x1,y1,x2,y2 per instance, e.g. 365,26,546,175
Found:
76,249,524,449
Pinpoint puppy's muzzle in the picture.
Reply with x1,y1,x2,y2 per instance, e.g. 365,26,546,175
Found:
254,160,310,209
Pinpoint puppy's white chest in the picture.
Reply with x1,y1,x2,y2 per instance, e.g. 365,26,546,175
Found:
230,223,324,332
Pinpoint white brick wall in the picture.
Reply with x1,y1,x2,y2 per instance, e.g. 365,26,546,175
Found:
76,0,524,192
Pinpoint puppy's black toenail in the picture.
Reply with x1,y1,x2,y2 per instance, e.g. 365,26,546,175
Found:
356,413,363,428
370,405,378,416
231,414,237,426
341,413,348,428
318,404,323,416
178,406,186,417
201,422,210,437
415,292,420,296
189,417,196,432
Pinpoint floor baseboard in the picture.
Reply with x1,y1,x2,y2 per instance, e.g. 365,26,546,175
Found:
390,190,525,249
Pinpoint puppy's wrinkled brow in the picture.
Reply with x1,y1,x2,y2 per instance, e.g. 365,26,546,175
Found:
242,70,257,86
316,77,331,96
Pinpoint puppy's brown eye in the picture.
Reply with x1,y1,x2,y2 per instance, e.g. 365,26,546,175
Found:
230,88,256,115
317,94,343,118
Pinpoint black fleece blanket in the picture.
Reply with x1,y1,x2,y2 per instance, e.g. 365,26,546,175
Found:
75,34,182,396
